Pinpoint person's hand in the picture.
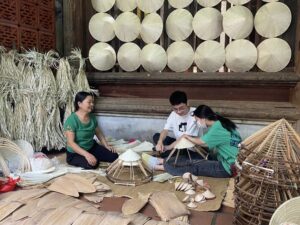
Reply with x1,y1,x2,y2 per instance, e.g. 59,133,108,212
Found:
106,145,116,153
155,142,164,152
84,152,97,166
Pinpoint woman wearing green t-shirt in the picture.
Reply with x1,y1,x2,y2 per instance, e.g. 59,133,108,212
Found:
64,92,118,169
143,105,241,178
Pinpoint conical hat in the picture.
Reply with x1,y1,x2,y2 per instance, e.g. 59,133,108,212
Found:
117,43,141,72
141,44,167,72
195,40,225,72
91,0,115,13
223,5,253,39
166,9,193,41
115,12,141,42
227,0,251,5
225,39,257,72
89,42,116,71
254,2,291,38
193,8,222,40
89,13,115,42
256,38,291,72
168,0,193,8
196,0,221,7
119,149,141,166
116,0,137,12
141,13,163,44
262,0,279,2
14,140,34,158
167,41,194,72
175,137,195,149
137,0,164,13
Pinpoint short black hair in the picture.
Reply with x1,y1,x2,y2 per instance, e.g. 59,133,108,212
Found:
169,90,187,105
74,91,94,111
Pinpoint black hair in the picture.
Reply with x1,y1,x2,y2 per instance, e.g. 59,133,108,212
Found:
193,105,237,132
74,91,94,111
169,90,187,105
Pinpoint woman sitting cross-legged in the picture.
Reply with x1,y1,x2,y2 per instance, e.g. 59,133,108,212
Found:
142,105,242,178
64,91,118,169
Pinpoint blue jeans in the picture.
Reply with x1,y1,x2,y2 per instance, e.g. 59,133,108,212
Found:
164,156,231,178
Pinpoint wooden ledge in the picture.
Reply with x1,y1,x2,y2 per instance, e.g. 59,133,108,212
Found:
88,72,300,86
94,97,300,122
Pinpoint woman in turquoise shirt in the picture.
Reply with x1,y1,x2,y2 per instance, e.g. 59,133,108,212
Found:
143,105,241,178
64,92,118,169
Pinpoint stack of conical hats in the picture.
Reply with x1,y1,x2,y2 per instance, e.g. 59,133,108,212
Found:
235,119,300,225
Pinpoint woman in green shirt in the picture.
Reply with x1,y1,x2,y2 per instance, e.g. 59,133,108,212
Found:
64,92,118,169
143,105,241,178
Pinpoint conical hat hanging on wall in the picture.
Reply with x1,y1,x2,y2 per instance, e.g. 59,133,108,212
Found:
193,8,222,40
89,13,115,42
196,0,221,7
262,0,279,2
225,39,257,72
137,0,164,13
195,40,225,72
141,13,163,44
117,43,141,72
141,44,167,72
89,42,116,71
166,9,193,41
91,0,115,13
116,0,137,12
168,0,193,9
254,2,291,38
115,12,141,42
227,0,251,5
256,38,291,72
223,5,253,39
167,41,194,72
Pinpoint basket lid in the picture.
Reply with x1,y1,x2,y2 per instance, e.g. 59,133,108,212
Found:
254,2,291,38
117,43,141,72
195,40,225,72
89,13,115,42
223,5,253,39
89,43,116,71
225,39,257,72
167,41,194,72
257,38,291,72
193,8,223,41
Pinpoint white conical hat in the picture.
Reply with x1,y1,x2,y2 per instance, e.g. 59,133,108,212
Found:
223,5,253,39
256,38,291,72
227,0,251,5
168,0,193,8
89,42,116,71
262,0,279,2
254,2,291,38
88,13,115,42
195,40,225,72
119,149,141,166
196,0,221,7
175,137,195,149
141,44,167,72
137,0,164,13
225,39,257,72
91,0,115,13
117,43,141,72
14,139,34,158
141,13,163,44
166,9,193,41
167,41,194,72
116,0,137,12
115,12,141,42
193,8,222,40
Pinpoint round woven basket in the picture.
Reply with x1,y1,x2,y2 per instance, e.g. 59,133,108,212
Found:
269,197,300,225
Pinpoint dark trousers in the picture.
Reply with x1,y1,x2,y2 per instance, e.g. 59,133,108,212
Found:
153,133,176,158
66,142,118,169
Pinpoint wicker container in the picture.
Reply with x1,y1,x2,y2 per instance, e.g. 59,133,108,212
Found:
234,119,300,225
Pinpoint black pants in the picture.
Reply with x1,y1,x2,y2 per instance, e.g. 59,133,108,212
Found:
66,142,118,169
153,133,176,158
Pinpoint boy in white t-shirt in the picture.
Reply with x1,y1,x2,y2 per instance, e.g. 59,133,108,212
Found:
153,90,204,158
